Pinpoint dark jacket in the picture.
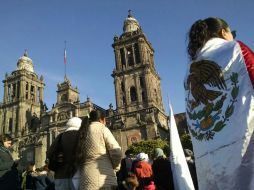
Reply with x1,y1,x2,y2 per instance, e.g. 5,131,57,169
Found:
152,157,174,190
25,171,37,190
0,144,20,190
0,165,21,190
35,175,55,190
47,130,79,179
0,143,14,177
118,157,133,181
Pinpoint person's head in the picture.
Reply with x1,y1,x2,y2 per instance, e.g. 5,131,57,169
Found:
89,110,106,124
65,117,82,131
26,162,36,172
136,152,149,162
187,17,234,60
125,149,133,157
0,134,13,149
184,149,194,159
153,148,166,159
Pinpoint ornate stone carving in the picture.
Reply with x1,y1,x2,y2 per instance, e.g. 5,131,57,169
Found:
57,111,69,121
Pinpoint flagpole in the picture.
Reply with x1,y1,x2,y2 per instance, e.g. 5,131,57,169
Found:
167,95,172,132
64,40,67,80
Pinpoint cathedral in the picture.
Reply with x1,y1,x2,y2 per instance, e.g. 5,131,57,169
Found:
0,12,175,168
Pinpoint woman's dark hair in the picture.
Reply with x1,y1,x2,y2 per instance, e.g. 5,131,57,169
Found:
74,116,90,167
187,17,229,60
26,162,35,172
0,134,12,144
89,110,106,122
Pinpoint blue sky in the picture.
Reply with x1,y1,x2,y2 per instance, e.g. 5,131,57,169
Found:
0,0,253,114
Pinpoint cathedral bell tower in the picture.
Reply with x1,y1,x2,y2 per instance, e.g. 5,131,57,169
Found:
0,51,45,136
112,11,164,113
110,12,168,150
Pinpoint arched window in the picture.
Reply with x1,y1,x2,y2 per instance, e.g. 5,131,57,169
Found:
120,48,126,66
140,77,145,88
122,95,126,105
142,91,146,102
121,82,125,92
130,86,137,102
134,43,140,64
127,46,134,67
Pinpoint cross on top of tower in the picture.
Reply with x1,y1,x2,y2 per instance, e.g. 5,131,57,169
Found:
24,49,28,57
128,10,132,17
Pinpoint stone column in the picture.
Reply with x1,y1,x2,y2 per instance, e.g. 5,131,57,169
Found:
28,83,31,101
114,48,121,71
4,82,8,103
12,82,18,101
9,83,13,102
114,77,122,109
134,75,141,103
33,85,37,103
40,85,44,102
144,68,152,103
138,39,145,65
132,45,136,65
20,79,24,101
123,77,130,106
17,103,23,136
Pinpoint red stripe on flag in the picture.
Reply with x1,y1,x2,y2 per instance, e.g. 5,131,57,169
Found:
238,41,254,88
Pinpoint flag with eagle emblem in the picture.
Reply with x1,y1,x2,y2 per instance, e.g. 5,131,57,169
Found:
184,37,254,189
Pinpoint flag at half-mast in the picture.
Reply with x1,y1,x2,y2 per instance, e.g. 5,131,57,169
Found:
64,48,67,64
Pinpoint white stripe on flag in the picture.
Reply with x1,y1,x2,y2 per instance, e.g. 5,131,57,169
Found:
64,49,67,64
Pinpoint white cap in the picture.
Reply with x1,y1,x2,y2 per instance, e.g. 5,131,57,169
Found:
65,117,82,131
136,152,149,161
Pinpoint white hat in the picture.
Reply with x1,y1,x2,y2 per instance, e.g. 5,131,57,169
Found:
136,152,149,161
65,117,82,131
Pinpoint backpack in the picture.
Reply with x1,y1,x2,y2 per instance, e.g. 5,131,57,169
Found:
125,157,133,173
47,133,64,172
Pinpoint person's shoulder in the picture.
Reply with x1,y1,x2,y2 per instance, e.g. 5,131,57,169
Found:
90,121,104,127
63,130,79,137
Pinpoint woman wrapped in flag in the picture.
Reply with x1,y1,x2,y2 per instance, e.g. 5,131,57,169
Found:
184,17,254,190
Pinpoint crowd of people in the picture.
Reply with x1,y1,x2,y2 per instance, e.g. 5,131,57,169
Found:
1,110,195,190
46,110,181,190
1,16,254,190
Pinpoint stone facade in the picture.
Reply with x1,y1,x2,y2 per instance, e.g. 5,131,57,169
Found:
0,12,187,169
0,52,103,168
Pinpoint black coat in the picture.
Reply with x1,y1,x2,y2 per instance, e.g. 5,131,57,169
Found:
25,171,37,190
0,166,21,190
152,157,174,190
47,130,79,179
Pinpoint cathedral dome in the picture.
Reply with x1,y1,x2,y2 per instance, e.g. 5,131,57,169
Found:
123,11,140,33
17,50,34,72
